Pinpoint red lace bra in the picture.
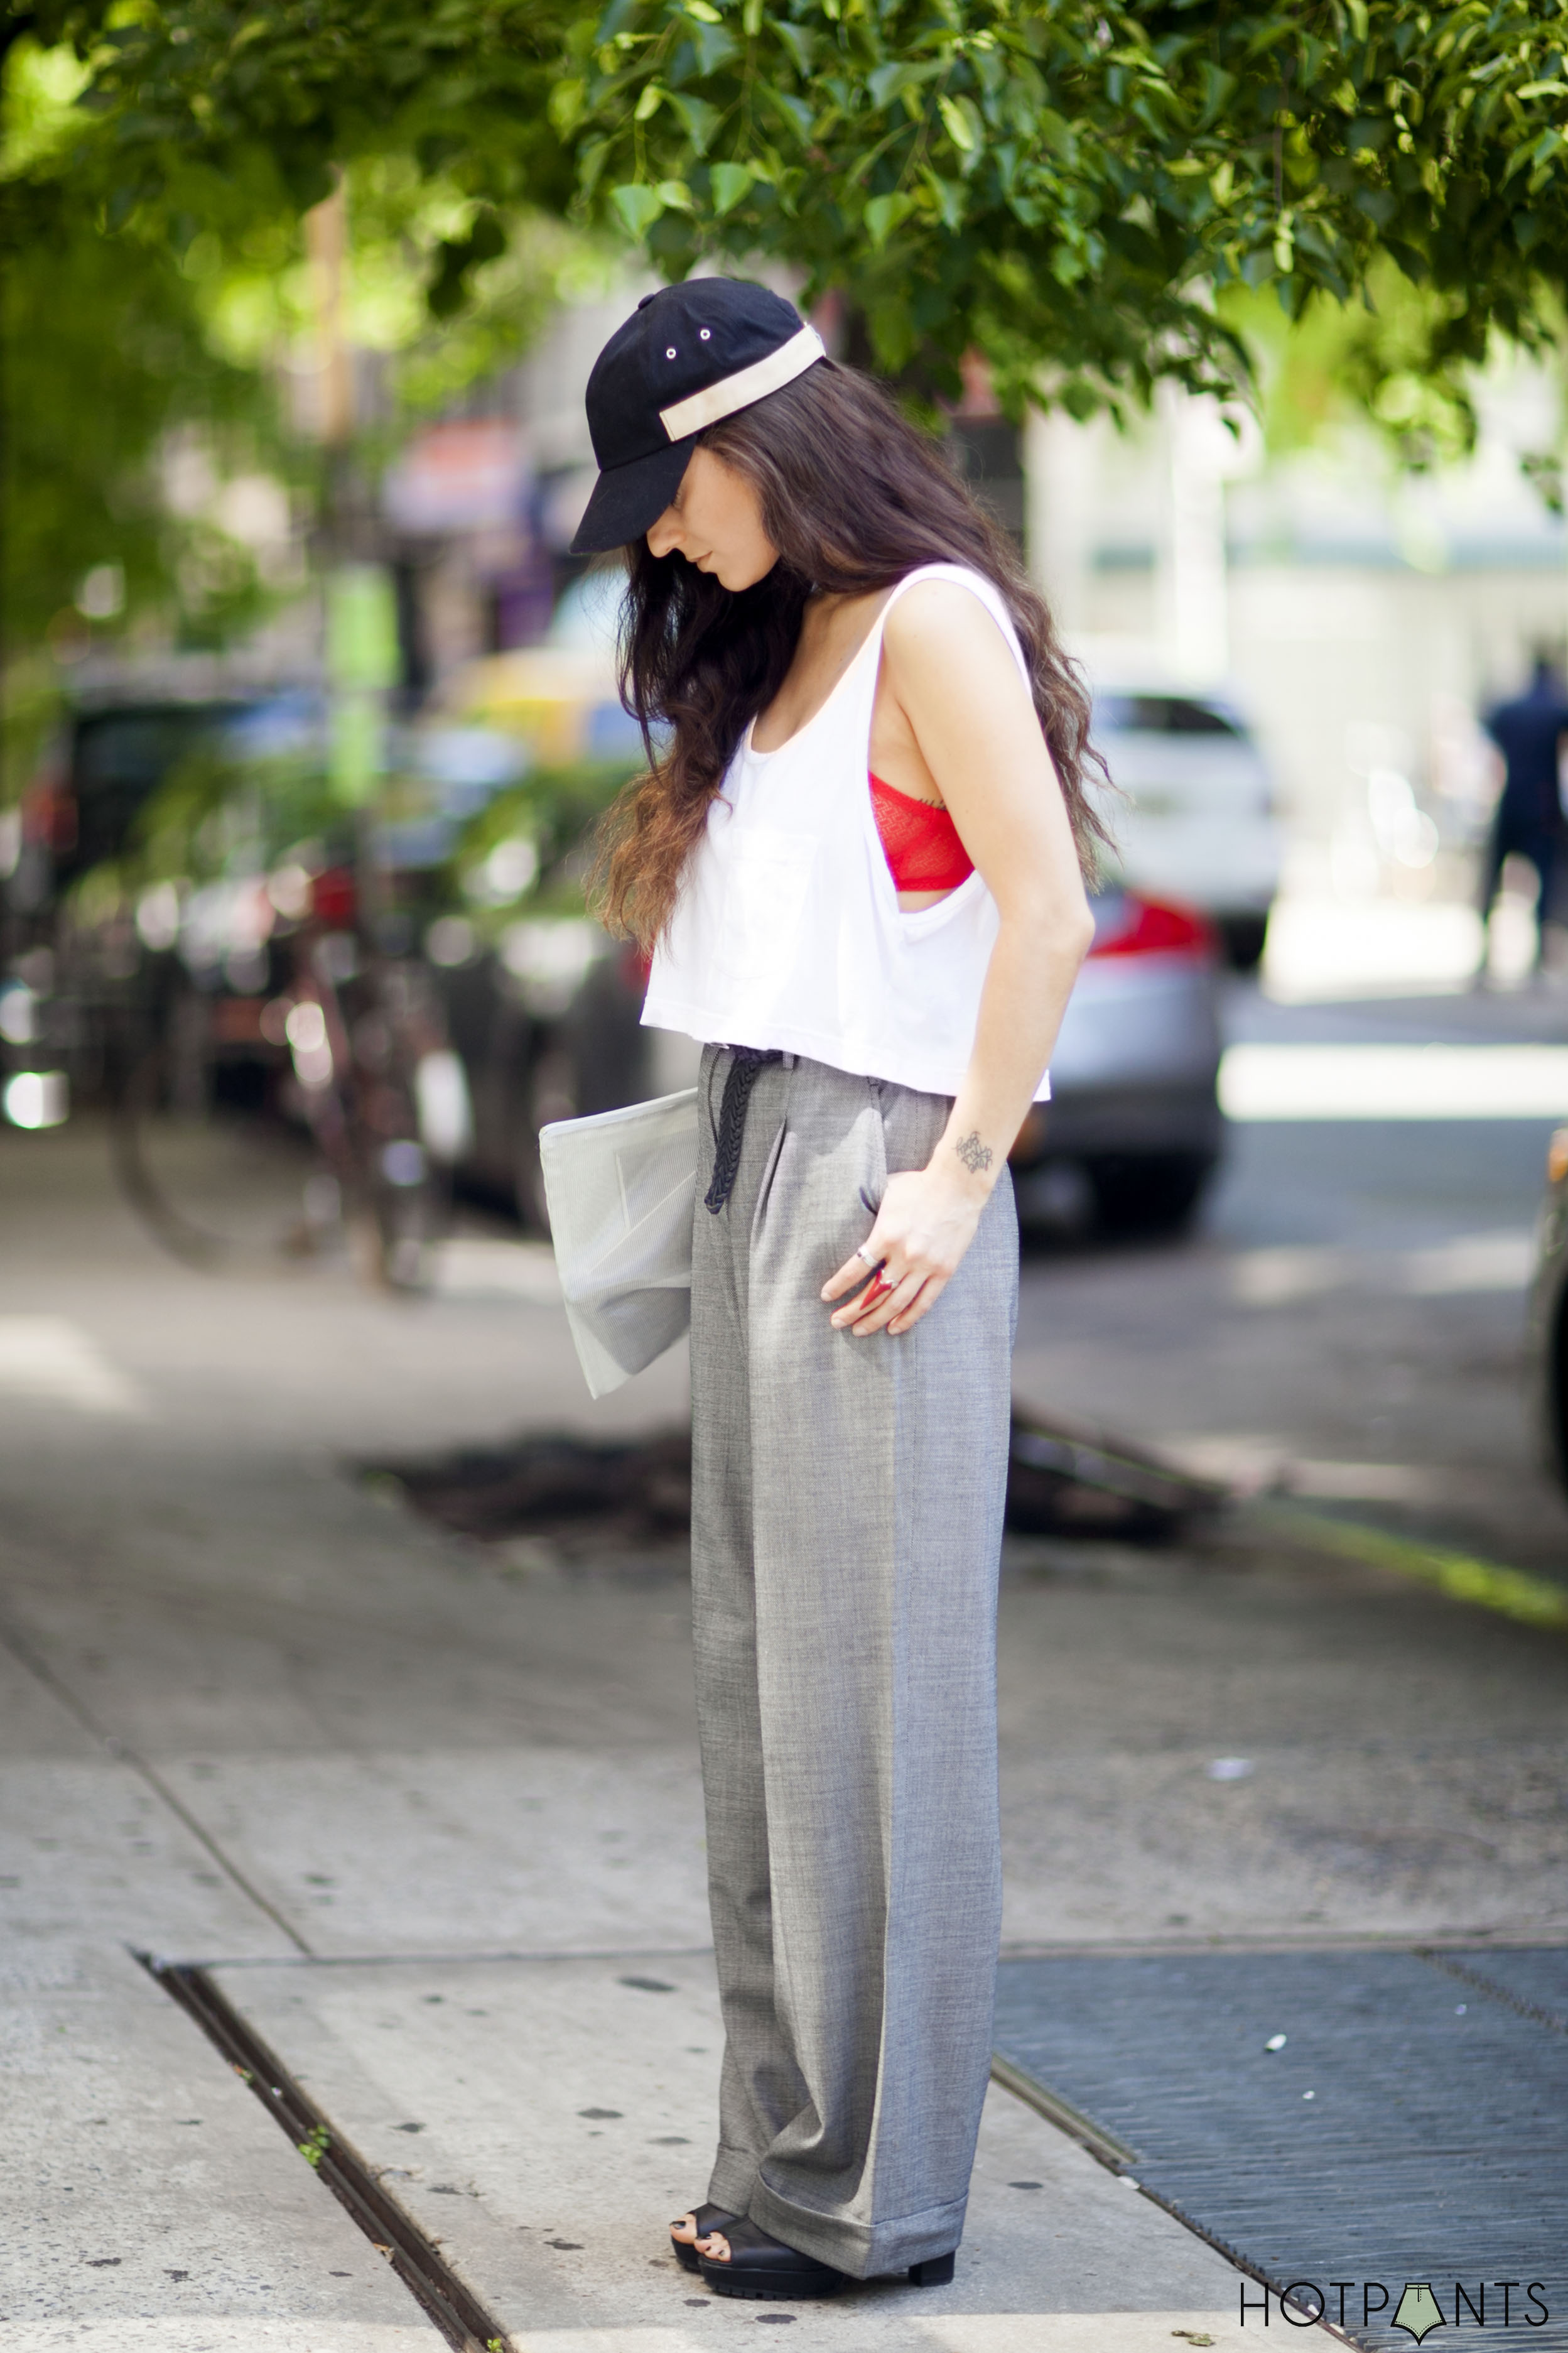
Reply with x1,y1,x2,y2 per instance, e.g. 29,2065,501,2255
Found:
870,773,975,893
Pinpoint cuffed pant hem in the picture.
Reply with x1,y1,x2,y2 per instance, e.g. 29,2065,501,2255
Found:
747,2179,966,2281
707,2145,762,2217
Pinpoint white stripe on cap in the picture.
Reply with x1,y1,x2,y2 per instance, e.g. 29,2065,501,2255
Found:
658,323,826,442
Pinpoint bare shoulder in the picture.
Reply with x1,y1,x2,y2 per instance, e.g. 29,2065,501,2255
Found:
882,576,1018,675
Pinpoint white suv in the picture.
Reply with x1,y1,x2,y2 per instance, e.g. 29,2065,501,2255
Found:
1091,690,1282,970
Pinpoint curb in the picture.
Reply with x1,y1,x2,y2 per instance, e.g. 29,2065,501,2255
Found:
1248,1502,1568,1634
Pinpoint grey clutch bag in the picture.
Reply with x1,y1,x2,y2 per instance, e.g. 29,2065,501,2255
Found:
539,1088,699,1398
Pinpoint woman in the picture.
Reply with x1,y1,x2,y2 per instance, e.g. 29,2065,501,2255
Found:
570,277,1103,2301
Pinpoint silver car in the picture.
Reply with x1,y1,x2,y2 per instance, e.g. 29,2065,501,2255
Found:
1009,885,1223,1236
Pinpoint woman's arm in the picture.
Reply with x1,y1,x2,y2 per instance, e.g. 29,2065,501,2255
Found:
822,579,1096,1336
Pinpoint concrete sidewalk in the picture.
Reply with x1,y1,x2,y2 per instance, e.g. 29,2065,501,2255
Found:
4,1122,1564,2347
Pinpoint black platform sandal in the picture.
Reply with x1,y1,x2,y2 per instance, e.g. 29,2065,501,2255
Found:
669,2202,739,2275
696,2217,848,2300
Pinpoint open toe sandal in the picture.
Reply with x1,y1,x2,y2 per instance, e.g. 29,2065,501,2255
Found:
669,2202,739,2274
696,2217,848,2300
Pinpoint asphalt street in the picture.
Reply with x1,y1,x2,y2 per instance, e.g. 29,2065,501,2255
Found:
1,971,1564,2350
1015,975,1568,1579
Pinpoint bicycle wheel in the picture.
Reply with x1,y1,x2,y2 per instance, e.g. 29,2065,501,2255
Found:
111,991,339,1267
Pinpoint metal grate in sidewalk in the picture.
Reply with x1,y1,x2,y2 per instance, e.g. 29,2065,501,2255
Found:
993,1947,1568,2352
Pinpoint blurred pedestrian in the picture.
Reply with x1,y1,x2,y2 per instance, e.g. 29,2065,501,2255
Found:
1478,652,1568,975
571,280,1099,2301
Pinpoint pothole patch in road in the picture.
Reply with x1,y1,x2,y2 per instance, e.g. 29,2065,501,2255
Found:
368,1411,1227,1560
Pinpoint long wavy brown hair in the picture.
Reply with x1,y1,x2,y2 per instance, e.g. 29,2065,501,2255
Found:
593,357,1110,948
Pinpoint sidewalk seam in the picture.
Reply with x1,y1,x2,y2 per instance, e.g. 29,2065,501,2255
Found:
0,1605,313,1956
139,1952,509,2353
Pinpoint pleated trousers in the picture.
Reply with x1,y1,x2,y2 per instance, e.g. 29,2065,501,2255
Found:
690,1046,1018,2279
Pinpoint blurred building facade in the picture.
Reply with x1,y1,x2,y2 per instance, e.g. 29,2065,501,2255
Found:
1027,364,1568,894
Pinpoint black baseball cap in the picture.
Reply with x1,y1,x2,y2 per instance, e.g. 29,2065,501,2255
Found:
570,277,826,555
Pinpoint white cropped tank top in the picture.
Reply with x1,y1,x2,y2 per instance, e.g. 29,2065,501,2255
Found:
642,562,1050,1104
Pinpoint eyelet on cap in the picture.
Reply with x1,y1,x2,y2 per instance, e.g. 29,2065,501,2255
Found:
666,346,678,359
700,327,711,340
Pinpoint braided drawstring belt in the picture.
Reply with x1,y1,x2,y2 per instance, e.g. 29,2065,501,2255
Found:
703,1047,783,1213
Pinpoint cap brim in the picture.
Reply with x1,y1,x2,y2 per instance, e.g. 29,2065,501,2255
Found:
569,438,695,557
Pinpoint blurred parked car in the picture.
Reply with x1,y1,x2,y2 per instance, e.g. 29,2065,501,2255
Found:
1092,688,1283,971
37,697,262,896
1,695,260,1129
447,571,644,769
430,913,658,1228
1010,886,1223,1235
1528,1128,1568,1490
1,687,531,1133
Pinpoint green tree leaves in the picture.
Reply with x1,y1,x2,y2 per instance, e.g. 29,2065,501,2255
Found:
0,162,278,656
553,0,1568,418
13,0,1568,444
426,205,509,318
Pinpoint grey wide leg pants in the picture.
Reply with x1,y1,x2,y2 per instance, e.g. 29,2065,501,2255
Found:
691,1047,1018,2280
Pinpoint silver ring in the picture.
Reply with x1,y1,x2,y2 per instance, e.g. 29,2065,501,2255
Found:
855,1243,879,1266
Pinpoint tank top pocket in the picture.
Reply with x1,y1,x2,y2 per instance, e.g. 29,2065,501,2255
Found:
712,825,819,1019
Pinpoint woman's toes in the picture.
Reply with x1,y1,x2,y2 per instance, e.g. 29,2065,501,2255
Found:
671,2214,698,2243
697,2231,730,2263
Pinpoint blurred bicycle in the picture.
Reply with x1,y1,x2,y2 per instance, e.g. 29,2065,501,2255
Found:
110,861,471,1289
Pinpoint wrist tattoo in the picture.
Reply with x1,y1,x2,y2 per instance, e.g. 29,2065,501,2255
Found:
954,1129,993,1175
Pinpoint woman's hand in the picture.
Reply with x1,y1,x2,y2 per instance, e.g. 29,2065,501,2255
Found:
821,1161,988,1337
